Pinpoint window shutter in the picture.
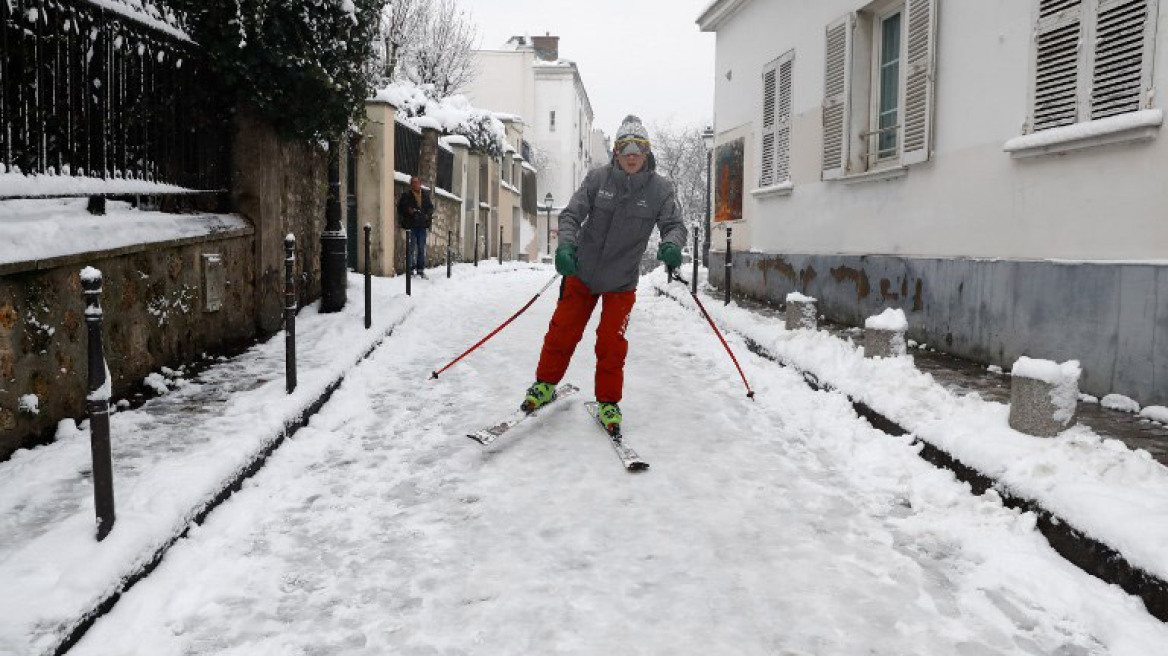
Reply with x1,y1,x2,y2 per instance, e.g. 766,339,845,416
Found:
900,0,938,165
1033,0,1084,131
1090,0,1151,119
775,56,794,183
760,64,778,187
822,15,853,179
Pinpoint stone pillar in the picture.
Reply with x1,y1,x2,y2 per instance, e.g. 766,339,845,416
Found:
864,308,908,359
1008,357,1081,437
785,292,818,330
357,100,398,277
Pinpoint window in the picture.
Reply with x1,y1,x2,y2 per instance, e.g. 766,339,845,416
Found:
550,110,557,132
759,51,794,188
1030,0,1159,132
874,10,902,161
821,0,937,180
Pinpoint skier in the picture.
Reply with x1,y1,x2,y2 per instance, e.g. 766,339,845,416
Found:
521,115,685,433
397,175,434,278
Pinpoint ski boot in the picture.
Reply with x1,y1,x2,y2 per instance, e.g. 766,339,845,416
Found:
520,381,557,413
597,402,622,435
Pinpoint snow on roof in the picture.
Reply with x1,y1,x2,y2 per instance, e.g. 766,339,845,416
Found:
412,116,442,131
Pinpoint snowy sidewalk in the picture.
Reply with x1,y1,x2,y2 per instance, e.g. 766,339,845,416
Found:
0,267,527,656
649,270,1168,596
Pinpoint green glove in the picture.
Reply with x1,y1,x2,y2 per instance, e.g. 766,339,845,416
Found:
555,243,578,277
657,242,682,269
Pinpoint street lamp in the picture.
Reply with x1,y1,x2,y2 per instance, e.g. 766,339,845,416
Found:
543,192,555,257
701,125,715,268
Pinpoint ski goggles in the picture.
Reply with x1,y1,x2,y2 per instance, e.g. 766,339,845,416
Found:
614,136,651,155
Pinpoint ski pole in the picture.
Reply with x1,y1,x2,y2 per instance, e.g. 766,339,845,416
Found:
667,267,755,400
430,273,560,379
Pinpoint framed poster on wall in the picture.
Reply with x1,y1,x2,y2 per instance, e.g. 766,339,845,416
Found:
714,138,744,223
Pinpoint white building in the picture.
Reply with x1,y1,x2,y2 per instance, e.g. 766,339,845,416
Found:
466,35,601,257
698,0,1167,406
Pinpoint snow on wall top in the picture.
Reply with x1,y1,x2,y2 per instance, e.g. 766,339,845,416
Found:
85,0,193,43
0,199,249,267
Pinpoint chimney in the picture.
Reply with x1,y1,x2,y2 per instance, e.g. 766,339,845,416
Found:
532,33,559,61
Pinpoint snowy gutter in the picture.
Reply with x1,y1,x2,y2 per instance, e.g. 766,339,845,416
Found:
651,278,1168,623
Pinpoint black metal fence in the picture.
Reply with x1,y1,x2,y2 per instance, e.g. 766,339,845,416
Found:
1,0,231,195
394,121,421,178
436,145,453,192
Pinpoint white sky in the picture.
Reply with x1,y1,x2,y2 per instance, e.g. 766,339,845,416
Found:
455,0,716,136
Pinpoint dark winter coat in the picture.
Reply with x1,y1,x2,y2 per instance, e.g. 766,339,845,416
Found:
397,188,434,230
558,158,685,293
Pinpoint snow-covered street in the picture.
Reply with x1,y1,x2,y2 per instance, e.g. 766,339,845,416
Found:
68,267,1168,655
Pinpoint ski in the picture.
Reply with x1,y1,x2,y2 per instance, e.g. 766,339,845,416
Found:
467,384,580,445
584,402,650,472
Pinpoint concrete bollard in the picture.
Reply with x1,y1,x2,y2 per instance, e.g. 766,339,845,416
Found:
1008,357,1080,437
785,292,818,331
864,308,907,358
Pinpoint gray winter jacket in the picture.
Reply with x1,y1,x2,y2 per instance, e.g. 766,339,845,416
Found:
558,162,685,293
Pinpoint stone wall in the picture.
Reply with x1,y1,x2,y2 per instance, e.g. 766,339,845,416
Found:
233,110,329,333
0,230,256,460
709,250,1168,407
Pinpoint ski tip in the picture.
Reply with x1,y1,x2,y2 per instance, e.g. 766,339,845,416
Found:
466,433,487,445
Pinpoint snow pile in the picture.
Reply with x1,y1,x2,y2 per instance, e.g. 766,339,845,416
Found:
372,81,509,156
864,308,907,331
1141,406,1168,423
1102,394,1141,414
1013,357,1081,424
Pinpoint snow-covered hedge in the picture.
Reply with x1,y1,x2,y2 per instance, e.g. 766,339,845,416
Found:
374,81,509,157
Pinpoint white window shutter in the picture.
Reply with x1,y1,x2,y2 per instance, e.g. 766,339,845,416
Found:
1033,0,1084,131
900,0,938,165
822,15,853,179
775,55,794,183
1090,0,1153,119
760,64,778,187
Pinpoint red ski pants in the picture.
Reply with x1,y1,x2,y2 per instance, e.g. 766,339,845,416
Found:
535,276,636,403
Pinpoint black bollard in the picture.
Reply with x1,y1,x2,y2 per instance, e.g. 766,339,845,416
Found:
82,268,116,541
364,224,372,330
405,231,412,296
498,224,504,265
725,227,733,306
447,230,453,278
473,223,479,267
691,226,699,294
320,141,347,312
285,235,297,393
